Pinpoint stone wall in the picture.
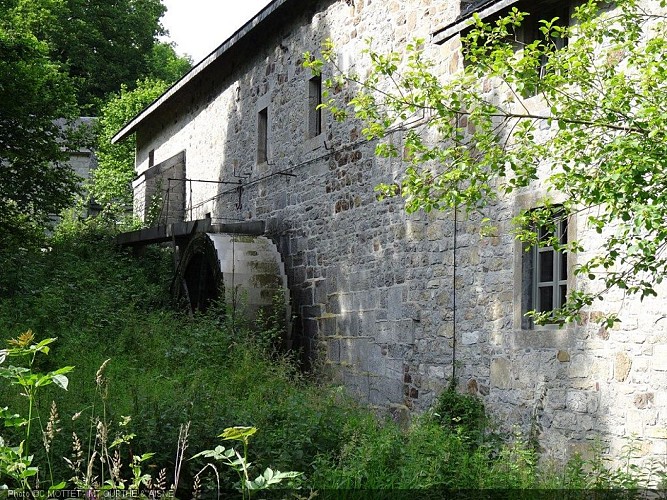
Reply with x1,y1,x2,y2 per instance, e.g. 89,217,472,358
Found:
132,151,186,224
62,117,99,216
130,0,667,466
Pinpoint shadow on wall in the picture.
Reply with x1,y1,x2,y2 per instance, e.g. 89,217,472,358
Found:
209,1,338,368
145,0,666,468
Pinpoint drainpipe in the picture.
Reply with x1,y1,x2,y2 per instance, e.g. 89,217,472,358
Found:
452,205,458,383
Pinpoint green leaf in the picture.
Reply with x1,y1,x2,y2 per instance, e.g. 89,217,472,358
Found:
20,467,38,478
51,374,69,390
191,445,228,460
220,426,257,441
49,482,67,492
0,408,27,428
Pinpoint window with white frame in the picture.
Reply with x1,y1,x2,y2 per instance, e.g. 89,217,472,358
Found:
534,211,568,315
521,207,568,327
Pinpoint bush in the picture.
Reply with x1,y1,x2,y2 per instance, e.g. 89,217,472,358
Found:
1,222,663,494
308,412,541,491
432,385,487,445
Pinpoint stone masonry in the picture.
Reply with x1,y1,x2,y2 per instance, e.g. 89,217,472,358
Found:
118,0,667,467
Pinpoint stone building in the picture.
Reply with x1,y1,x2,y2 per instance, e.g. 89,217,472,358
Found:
68,118,99,214
55,117,100,218
113,0,667,465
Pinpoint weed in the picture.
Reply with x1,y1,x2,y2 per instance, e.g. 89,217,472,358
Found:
193,426,302,499
1,224,664,496
0,332,73,494
432,384,487,446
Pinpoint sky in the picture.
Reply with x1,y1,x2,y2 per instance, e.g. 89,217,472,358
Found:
160,0,273,63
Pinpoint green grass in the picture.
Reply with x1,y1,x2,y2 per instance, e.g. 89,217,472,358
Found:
0,219,366,494
1,217,664,495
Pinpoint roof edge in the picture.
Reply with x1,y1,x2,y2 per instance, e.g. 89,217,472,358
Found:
431,0,518,45
111,0,290,144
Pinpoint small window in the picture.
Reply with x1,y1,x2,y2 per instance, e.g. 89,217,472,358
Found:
462,0,574,92
308,75,322,138
522,207,568,327
514,0,571,84
257,107,268,164
148,149,155,168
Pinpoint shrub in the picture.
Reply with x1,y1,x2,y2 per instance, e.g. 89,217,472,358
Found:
432,385,487,445
1,222,663,494
0,227,364,494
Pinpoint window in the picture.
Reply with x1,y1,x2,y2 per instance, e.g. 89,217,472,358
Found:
461,0,574,93
148,149,155,168
513,0,571,82
308,75,322,138
534,212,568,314
521,208,568,327
257,107,268,163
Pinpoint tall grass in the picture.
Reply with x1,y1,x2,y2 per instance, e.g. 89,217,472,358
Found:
0,218,364,494
1,217,664,494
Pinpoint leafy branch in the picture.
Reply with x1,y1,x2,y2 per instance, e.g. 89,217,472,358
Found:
304,0,667,325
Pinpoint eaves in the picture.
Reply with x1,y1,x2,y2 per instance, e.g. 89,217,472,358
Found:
111,0,318,144
431,0,519,45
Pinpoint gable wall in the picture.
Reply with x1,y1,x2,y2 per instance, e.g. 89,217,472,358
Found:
132,0,667,466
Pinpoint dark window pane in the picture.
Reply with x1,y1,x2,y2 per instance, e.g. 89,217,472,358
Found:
560,218,568,244
538,286,554,312
560,251,567,281
560,285,567,308
308,76,322,138
539,250,554,282
257,107,268,163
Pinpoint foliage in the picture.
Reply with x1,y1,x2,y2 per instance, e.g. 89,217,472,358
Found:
193,426,302,499
310,413,539,490
310,409,666,492
0,213,48,299
304,0,667,325
432,386,487,446
0,0,189,241
0,0,80,229
92,78,170,215
0,331,73,493
59,0,166,110
0,227,361,495
0,213,664,495
146,42,193,85
13,0,188,112
0,333,185,496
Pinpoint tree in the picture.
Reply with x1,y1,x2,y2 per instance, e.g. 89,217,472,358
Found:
13,0,189,112
1,0,190,227
0,1,80,228
146,41,193,85
52,0,167,110
92,78,170,215
0,0,189,278
305,0,667,325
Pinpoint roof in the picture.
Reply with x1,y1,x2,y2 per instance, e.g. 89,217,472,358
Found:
112,0,302,144
432,0,518,45
112,0,516,143
460,0,502,17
